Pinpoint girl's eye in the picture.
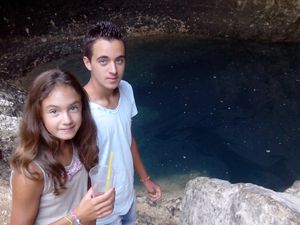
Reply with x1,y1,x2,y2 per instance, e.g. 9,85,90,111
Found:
49,109,57,114
48,109,59,117
70,105,80,112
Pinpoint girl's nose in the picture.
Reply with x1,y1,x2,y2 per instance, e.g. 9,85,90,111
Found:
62,112,72,124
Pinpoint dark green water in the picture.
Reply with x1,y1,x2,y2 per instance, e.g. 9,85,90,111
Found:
28,36,300,191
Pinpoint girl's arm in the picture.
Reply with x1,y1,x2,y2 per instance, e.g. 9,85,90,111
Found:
11,170,43,225
11,167,115,225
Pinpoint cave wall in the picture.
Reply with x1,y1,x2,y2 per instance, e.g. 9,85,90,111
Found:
1,0,300,42
0,0,299,82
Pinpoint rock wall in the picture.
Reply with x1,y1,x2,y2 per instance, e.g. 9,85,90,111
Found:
1,0,300,42
181,177,300,225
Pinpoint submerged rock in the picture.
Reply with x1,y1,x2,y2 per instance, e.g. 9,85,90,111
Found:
181,177,300,225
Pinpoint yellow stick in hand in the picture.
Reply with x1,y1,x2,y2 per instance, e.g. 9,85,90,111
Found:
105,151,114,192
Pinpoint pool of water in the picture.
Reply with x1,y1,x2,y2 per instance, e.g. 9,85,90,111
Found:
27,36,300,191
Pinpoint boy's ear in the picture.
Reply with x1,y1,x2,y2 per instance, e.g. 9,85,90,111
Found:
83,56,92,71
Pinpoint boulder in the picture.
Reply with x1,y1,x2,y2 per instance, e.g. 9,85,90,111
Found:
181,177,300,225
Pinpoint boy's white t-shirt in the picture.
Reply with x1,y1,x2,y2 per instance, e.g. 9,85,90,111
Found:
89,80,138,224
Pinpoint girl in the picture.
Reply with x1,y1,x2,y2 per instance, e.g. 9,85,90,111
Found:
10,68,115,225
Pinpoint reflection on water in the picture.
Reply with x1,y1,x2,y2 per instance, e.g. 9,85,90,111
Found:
27,36,300,191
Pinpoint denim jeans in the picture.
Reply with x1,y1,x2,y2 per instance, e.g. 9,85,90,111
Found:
107,198,136,225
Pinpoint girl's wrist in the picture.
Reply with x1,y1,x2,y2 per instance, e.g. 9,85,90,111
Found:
69,209,82,225
64,214,73,225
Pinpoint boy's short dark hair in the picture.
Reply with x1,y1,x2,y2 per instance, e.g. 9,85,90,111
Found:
82,21,124,60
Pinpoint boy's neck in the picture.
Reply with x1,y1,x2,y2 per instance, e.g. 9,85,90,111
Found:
84,80,120,109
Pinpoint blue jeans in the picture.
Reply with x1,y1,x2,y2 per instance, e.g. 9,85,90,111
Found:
107,198,136,225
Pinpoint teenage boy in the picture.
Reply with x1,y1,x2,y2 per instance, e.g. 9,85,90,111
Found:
83,21,161,225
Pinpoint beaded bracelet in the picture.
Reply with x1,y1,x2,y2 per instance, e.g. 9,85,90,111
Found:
140,175,151,183
70,210,81,225
64,215,73,225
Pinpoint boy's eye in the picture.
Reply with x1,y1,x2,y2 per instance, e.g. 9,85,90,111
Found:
115,58,125,65
98,58,108,65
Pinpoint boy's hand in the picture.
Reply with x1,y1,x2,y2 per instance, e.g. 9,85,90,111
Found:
143,180,162,202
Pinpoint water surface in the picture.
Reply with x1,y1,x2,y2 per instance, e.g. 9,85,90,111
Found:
27,36,300,192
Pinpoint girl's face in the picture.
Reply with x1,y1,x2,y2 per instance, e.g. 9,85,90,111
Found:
41,85,82,141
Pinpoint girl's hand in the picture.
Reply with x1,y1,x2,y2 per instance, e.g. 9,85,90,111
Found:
74,187,115,223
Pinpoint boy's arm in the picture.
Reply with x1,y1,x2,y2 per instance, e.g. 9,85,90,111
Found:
131,135,162,202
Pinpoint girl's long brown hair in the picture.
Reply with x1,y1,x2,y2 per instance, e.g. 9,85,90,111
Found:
10,68,98,195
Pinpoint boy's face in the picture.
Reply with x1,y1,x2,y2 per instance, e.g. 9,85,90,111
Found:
83,39,125,91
